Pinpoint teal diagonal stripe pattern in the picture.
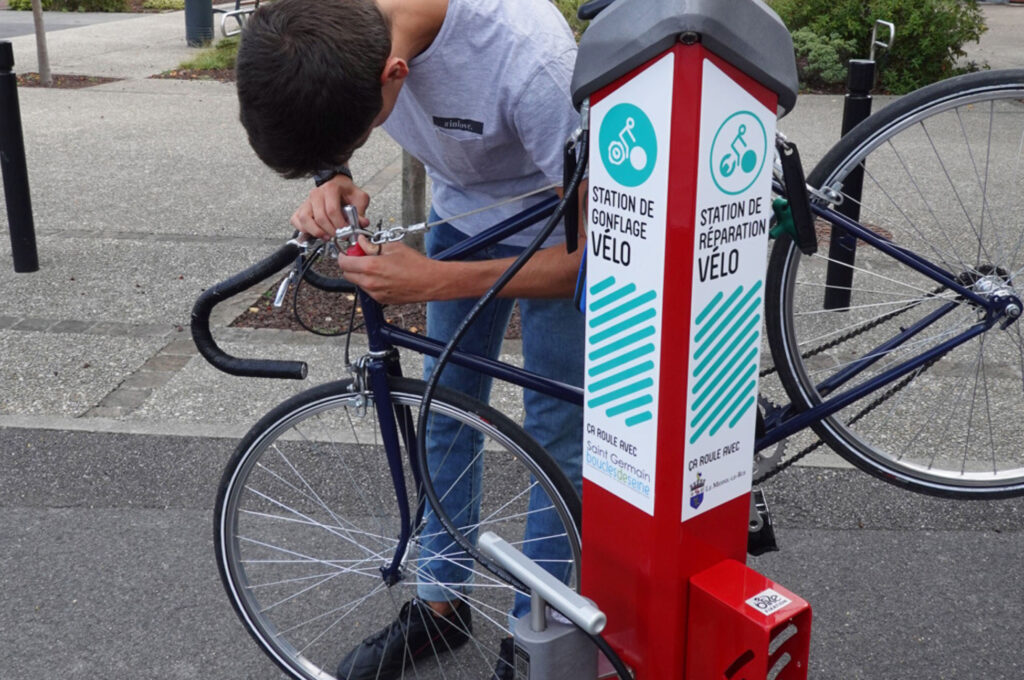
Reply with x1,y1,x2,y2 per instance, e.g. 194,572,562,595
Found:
586,276,658,428
688,282,762,444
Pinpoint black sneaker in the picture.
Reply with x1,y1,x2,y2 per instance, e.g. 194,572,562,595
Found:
336,598,472,680
491,637,516,680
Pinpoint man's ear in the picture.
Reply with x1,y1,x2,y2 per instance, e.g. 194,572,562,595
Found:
380,56,409,85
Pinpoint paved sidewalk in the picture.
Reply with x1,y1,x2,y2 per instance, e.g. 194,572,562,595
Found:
0,6,853,449
0,2,1019,440
966,3,1024,70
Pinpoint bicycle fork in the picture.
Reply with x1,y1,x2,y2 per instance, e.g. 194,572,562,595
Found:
358,353,425,587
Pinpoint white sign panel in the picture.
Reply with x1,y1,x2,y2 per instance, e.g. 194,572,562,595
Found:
583,53,674,515
682,59,776,521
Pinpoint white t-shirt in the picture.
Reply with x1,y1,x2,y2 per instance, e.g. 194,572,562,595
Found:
382,0,579,247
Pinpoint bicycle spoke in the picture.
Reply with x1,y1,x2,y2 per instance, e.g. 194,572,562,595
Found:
859,163,965,274
954,104,1005,261
792,280,953,300
961,333,989,475
920,118,994,267
219,379,580,678
243,485,388,561
1000,106,1024,272
979,336,998,475
800,320,975,383
791,295,946,318
806,250,952,298
268,438,364,547
239,507,396,549
791,294,955,355
252,456,369,543
888,134,972,274
295,581,387,657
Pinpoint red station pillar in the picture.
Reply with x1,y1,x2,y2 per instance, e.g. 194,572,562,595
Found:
576,4,812,677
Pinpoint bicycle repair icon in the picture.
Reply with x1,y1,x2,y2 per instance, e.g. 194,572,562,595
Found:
600,103,657,187
709,110,768,195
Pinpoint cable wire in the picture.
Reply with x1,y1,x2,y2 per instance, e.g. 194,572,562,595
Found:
413,131,632,679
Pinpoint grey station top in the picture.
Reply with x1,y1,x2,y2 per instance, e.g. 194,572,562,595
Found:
570,0,799,116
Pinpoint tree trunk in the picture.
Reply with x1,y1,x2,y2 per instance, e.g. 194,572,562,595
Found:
30,0,52,87
401,151,427,252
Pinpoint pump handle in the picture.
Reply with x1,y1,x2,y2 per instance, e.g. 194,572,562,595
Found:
478,532,607,635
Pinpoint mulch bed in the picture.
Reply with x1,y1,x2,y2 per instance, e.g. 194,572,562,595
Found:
151,68,235,82
125,0,170,11
231,267,523,340
15,73,121,89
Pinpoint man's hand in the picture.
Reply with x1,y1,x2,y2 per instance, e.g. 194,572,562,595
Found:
291,174,371,241
337,236,446,304
338,227,584,305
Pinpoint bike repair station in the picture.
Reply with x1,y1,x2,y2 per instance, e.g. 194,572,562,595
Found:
480,0,813,678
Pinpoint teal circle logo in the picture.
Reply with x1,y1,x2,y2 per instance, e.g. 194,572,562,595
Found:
599,103,657,187
709,111,767,195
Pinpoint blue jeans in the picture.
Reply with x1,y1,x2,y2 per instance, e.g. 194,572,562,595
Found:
416,214,584,621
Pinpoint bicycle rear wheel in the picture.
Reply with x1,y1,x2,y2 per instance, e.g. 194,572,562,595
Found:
215,376,581,679
767,69,1024,497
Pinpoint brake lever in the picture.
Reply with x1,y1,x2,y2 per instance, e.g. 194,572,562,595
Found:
275,205,369,307
273,268,297,308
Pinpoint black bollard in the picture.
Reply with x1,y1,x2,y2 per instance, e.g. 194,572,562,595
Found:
184,0,214,47
0,42,39,274
823,59,875,310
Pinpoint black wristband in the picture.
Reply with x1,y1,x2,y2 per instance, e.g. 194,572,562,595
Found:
313,164,353,187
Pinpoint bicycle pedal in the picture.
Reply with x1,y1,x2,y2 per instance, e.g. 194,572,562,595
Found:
747,488,779,556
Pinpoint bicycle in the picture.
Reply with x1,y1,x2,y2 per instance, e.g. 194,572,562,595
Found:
193,67,1024,679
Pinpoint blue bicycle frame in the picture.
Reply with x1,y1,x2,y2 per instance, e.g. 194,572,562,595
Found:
351,190,1019,500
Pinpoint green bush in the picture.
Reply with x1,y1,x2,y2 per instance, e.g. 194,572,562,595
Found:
790,28,858,91
770,0,987,93
10,0,127,10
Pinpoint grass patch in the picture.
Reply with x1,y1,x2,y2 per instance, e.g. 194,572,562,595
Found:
178,37,239,71
142,0,184,9
554,0,588,39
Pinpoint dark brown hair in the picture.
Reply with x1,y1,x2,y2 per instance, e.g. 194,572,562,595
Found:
236,0,391,178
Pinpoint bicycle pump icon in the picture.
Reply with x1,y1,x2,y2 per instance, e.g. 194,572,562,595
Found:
599,103,657,187
607,117,648,172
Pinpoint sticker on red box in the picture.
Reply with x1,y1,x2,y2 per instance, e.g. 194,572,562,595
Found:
745,588,792,616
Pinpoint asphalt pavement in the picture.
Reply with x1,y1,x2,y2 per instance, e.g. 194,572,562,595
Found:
0,9,144,41
0,5,1023,679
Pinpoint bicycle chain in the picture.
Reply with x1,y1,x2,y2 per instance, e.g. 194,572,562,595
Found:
756,282,949,483
755,355,940,484
760,290,940,378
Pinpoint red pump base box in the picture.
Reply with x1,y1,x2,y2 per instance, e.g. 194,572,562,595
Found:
687,559,811,680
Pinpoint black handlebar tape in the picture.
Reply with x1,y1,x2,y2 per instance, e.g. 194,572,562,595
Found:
190,243,309,380
577,0,613,20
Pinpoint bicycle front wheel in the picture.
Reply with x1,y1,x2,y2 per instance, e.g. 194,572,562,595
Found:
767,69,1024,498
215,376,581,679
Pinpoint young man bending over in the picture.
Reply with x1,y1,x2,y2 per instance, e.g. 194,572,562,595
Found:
236,0,584,677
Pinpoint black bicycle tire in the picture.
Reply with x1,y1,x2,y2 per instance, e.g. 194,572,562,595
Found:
214,375,582,680
766,69,1024,498
411,376,584,592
